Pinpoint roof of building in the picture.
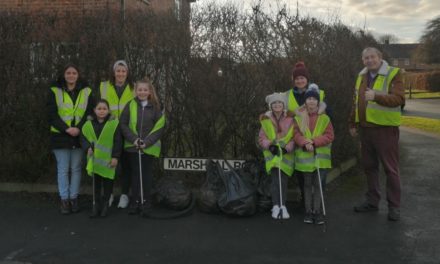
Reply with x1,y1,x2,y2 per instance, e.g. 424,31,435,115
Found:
381,43,419,59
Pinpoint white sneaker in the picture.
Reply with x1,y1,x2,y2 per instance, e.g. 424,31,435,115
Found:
108,194,114,207
117,194,129,208
271,205,280,219
280,206,290,219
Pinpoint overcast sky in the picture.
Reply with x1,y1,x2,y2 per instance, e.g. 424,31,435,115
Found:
193,0,440,43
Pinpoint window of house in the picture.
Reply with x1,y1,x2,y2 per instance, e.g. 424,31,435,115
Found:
404,59,410,66
393,59,399,66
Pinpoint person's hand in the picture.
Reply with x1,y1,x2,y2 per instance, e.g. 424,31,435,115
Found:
87,148,93,157
134,138,146,149
365,88,375,101
305,143,314,152
109,158,118,168
349,127,358,137
66,127,80,137
268,145,279,156
304,138,314,145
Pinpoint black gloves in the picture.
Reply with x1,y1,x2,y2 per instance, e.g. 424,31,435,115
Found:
269,145,279,155
269,145,287,156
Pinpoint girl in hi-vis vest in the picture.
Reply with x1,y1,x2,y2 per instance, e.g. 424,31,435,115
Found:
293,87,334,225
258,93,295,220
120,78,165,217
81,99,122,218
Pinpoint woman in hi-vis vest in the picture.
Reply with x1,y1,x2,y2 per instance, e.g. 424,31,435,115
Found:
47,63,94,215
99,60,135,209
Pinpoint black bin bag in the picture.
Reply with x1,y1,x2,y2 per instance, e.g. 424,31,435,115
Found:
217,161,257,216
198,160,224,213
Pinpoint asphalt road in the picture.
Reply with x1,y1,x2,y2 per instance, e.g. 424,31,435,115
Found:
403,98,440,119
1,129,439,264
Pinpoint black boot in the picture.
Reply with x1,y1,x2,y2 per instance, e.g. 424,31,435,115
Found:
90,202,100,218
128,201,140,215
140,200,152,218
70,198,80,213
60,199,70,215
100,202,109,217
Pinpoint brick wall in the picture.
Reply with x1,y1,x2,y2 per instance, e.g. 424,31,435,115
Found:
0,0,194,15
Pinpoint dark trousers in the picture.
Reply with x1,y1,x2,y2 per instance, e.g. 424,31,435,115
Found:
128,152,153,203
295,169,327,206
93,174,114,203
303,170,327,214
360,126,401,208
270,168,288,206
118,151,132,195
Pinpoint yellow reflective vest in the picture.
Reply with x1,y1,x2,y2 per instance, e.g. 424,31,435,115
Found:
82,119,119,179
294,114,332,172
260,116,294,176
355,66,401,126
100,81,135,119
50,87,91,133
286,89,325,113
124,100,165,157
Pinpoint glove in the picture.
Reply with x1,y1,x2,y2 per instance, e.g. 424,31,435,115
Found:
268,145,279,156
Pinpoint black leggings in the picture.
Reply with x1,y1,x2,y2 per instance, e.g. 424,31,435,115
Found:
128,152,153,203
93,174,114,203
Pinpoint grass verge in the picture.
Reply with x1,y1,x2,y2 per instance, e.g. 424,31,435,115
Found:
401,116,440,135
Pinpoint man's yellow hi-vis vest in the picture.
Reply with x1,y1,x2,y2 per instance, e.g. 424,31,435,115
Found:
355,66,401,126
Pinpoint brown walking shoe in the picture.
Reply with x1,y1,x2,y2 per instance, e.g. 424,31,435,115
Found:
354,201,379,212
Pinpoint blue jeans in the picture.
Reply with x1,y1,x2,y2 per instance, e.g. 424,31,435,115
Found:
53,149,83,200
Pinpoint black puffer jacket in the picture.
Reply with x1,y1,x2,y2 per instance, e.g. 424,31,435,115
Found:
47,81,95,150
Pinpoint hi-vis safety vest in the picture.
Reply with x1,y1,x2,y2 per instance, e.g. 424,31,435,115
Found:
82,120,119,179
50,87,91,133
294,114,332,172
124,100,165,157
287,89,325,113
260,117,294,176
100,81,135,119
355,66,401,126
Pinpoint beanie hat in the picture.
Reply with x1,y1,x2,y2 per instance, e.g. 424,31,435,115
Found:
265,92,287,110
292,61,309,80
113,60,128,71
304,86,320,103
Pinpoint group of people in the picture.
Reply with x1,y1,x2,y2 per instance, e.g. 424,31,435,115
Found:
258,47,404,223
48,46,404,223
47,60,164,218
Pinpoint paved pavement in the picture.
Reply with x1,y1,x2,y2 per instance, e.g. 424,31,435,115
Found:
403,98,440,119
1,128,439,264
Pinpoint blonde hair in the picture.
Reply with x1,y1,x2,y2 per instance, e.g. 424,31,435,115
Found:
298,109,310,135
135,78,161,111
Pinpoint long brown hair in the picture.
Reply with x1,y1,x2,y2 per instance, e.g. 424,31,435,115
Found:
135,78,161,111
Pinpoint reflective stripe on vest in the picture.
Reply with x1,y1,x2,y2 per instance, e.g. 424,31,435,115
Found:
287,89,325,113
50,87,91,133
355,66,401,126
124,100,165,157
294,114,332,172
82,119,119,179
260,118,294,176
100,81,135,119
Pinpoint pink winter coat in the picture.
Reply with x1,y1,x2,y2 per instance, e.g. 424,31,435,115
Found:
258,111,294,153
293,112,334,148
